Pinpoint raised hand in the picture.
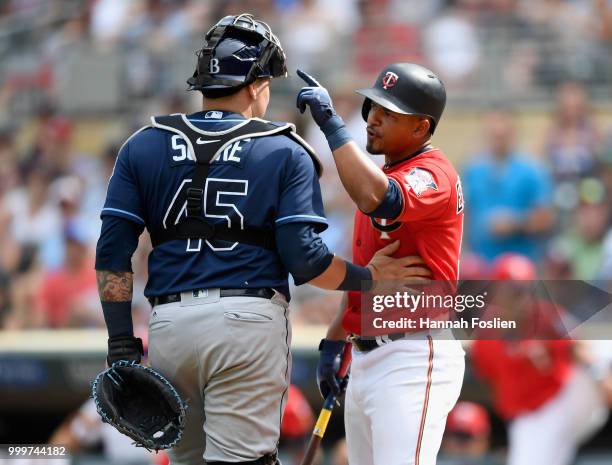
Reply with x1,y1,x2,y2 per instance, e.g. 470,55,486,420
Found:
296,69,337,128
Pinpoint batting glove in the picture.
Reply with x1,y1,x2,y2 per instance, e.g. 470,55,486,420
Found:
317,339,349,399
296,70,352,151
107,336,144,366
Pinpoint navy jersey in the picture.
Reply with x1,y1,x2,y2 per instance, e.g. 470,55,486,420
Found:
102,111,327,298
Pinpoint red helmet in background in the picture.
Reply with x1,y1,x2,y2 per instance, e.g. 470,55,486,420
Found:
446,401,490,438
491,254,536,280
459,253,490,280
281,385,315,439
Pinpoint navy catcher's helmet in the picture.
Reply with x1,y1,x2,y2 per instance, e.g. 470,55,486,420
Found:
187,14,287,95
356,63,446,133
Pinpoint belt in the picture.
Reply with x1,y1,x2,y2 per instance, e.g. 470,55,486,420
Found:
148,288,276,307
350,333,407,352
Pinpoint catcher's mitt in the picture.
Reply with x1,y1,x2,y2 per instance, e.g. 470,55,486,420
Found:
92,360,186,451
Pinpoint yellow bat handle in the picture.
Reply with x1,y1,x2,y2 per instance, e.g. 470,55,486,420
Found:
313,408,332,438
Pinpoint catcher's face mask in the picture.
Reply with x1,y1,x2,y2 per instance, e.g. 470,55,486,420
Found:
187,13,287,92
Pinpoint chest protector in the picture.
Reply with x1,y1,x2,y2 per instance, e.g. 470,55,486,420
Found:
148,114,322,250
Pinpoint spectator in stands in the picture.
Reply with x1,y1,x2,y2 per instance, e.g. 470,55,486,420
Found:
79,142,123,248
33,224,99,328
89,0,132,45
594,0,612,43
389,0,444,24
598,134,612,281
543,81,601,181
281,0,341,72
21,102,74,179
462,107,555,262
352,0,422,80
0,127,19,198
423,0,481,88
39,176,89,270
550,178,609,280
440,401,492,464
1,164,61,272
599,130,612,199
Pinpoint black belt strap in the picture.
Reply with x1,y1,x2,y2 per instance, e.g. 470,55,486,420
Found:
148,288,277,307
350,333,407,352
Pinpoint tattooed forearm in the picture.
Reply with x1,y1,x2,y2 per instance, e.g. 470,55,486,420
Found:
96,270,133,301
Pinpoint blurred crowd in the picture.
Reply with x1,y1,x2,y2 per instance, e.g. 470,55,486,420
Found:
0,0,610,329
0,0,611,119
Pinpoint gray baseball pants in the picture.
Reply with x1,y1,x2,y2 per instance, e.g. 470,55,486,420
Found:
148,289,291,465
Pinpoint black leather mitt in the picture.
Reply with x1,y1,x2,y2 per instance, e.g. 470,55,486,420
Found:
92,361,186,451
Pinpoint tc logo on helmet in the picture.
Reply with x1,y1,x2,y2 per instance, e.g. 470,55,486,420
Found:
382,71,399,90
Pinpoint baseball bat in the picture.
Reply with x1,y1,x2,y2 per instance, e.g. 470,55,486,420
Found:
299,343,352,465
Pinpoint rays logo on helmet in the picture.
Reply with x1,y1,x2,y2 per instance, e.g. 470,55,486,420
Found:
209,58,220,74
382,71,399,90
405,168,438,196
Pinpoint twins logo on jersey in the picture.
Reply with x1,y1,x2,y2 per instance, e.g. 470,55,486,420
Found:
405,168,438,197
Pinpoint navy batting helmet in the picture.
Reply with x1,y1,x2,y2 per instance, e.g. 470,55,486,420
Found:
187,14,287,95
356,63,446,133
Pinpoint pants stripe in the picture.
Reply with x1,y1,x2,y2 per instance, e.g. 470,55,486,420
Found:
415,336,434,465
276,305,290,450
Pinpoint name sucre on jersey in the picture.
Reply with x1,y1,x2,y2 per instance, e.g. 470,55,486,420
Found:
169,135,252,168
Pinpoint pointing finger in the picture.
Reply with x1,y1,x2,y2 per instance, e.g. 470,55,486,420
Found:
297,69,321,87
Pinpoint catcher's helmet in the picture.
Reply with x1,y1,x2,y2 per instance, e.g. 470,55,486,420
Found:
187,13,287,94
491,254,536,281
356,63,446,133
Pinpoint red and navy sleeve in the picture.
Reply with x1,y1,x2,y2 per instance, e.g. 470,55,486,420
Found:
387,164,452,222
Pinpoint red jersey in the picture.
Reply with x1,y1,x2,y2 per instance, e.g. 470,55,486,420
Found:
36,261,97,327
470,300,574,420
471,339,574,420
343,146,464,334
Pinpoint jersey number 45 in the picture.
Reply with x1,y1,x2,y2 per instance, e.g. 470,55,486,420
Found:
163,178,248,252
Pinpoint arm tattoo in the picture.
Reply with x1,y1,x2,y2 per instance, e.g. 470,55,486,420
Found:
96,270,133,302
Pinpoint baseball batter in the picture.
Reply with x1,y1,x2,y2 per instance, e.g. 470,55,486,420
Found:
298,64,465,465
95,15,427,465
